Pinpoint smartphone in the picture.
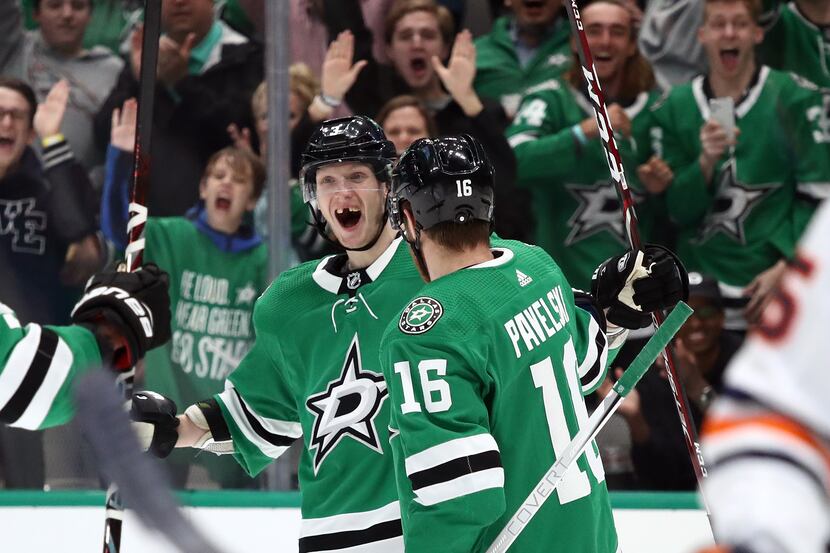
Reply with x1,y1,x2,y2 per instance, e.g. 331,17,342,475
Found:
709,97,735,141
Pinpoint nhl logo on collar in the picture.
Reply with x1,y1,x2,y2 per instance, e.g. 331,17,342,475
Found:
346,272,362,290
399,297,443,334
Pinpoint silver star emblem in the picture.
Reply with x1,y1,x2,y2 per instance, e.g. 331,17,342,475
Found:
695,159,778,245
235,282,257,305
565,181,635,246
305,335,388,472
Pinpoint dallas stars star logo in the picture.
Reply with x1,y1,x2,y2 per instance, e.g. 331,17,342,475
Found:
695,159,779,245
235,282,258,305
565,181,634,246
306,334,388,473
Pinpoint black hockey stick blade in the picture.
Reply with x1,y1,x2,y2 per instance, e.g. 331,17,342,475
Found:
75,370,224,553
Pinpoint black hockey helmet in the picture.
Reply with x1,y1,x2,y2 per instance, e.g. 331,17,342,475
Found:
299,115,397,251
389,135,495,233
300,115,397,203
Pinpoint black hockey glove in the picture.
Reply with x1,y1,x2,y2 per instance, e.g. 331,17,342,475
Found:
71,263,171,370
130,391,180,458
592,245,689,329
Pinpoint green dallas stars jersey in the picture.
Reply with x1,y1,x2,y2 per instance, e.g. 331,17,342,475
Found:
506,80,659,289
0,301,102,430
760,2,830,88
651,66,830,289
212,237,424,552
380,240,618,553
474,16,572,117
142,217,268,411
141,216,268,486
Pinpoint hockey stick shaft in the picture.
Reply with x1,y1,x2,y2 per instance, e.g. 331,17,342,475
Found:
486,302,693,553
102,2,162,552
561,0,710,490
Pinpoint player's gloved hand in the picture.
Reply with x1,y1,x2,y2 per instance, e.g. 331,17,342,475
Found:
592,245,689,329
71,263,171,370
130,391,180,458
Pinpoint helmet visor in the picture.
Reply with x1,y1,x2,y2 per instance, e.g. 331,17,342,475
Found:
300,157,389,203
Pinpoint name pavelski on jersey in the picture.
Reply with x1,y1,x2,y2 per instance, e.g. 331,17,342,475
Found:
399,297,444,334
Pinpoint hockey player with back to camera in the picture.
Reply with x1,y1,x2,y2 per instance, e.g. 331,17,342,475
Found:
128,119,685,552
379,134,688,553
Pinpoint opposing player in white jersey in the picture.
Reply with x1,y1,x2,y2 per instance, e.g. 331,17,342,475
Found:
699,200,830,553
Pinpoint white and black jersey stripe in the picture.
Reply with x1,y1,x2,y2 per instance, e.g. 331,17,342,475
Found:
404,433,504,506
299,501,403,553
577,315,608,394
217,383,302,459
0,324,74,429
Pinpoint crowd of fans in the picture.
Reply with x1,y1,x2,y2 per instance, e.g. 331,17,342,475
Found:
0,0,827,491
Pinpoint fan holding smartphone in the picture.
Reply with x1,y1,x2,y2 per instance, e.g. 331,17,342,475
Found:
700,96,739,184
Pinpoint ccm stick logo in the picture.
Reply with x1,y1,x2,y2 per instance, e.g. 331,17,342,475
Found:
578,57,629,193
663,358,708,477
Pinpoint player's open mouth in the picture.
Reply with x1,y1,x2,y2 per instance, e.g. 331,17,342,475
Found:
410,57,428,76
720,48,739,70
215,197,231,211
335,207,362,229
0,137,14,148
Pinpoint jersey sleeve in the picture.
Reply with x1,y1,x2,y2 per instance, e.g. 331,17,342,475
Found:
382,337,506,553
0,303,103,430
213,292,302,477
779,76,830,236
569,290,612,396
506,88,582,186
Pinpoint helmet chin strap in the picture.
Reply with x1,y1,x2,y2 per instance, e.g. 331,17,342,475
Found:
401,216,431,283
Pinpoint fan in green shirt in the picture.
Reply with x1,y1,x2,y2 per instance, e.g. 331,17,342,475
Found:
474,0,571,118
650,0,830,326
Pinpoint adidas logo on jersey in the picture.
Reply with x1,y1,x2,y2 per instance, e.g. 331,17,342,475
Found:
516,269,533,287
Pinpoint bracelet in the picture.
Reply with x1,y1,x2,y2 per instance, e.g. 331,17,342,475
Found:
318,93,342,108
571,124,588,146
41,133,66,148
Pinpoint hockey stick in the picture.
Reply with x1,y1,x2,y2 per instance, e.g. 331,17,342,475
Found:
102,1,162,552
485,302,693,553
561,1,711,494
77,371,223,553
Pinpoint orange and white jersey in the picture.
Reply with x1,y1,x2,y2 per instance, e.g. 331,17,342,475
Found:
701,202,830,553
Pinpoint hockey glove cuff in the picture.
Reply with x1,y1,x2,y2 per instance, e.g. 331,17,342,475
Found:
131,391,180,458
71,263,171,370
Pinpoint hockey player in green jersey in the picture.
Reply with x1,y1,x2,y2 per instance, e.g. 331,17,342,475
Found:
130,116,426,551
0,264,170,429
380,134,689,552
506,0,668,290
651,0,830,325
474,0,572,117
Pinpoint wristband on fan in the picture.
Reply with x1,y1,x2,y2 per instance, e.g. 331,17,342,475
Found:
318,93,342,108
41,133,66,148
571,124,588,146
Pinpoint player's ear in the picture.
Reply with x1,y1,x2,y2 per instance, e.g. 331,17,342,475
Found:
402,206,418,242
